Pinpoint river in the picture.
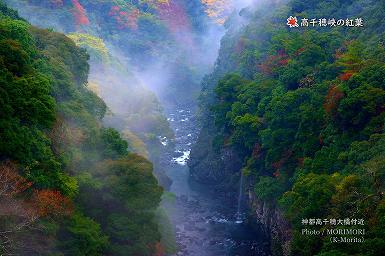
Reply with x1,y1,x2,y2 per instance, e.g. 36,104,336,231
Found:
160,106,271,256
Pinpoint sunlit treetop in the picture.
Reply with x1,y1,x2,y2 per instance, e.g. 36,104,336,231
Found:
201,0,232,24
67,33,109,61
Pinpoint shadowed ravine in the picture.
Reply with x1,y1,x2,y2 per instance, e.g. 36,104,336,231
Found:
160,106,270,256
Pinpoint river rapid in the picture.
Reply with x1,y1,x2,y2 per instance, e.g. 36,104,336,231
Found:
160,106,271,256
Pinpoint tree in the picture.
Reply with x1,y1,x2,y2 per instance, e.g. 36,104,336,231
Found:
59,213,108,256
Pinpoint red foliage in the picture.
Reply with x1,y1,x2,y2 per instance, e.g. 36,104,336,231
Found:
109,6,140,30
257,50,289,75
319,136,324,145
334,48,344,59
339,72,353,81
297,157,305,167
272,150,292,171
111,6,120,12
278,58,289,65
252,143,262,159
0,161,73,235
294,47,305,56
72,0,90,26
156,1,194,47
154,242,165,256
323,85,344,116
33,190,73,217
157,1,190,33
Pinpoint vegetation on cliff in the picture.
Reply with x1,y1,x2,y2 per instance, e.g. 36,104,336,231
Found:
191,0,385,255
0,2,163,255
4,0,212,104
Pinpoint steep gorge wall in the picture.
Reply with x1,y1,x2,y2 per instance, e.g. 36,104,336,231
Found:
190,134,292,256
190,1,385,255
248,191,291,256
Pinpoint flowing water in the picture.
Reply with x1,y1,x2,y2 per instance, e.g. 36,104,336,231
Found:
160,106,270,256
236,171,244,224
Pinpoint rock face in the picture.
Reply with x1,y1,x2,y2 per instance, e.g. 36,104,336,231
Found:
188,124,243,185
189,122,292,255
248,191,292,256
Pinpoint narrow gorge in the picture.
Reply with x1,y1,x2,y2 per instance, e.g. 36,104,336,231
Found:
1,1,385,256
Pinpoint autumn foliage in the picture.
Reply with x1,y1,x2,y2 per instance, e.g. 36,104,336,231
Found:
0,161,72,219
271,150,292,171
258,50,290,75
154,242,165,256
201,0,232,24
108,6,140,30
323,85,344,116
0,161,32,196
72,0,89,25
33,189,73,217
156,1,191,33
339,71,354,81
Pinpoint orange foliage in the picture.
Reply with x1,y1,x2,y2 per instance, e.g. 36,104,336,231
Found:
323,85,344,116
339,72,354,81
72,0,90,26
33,190,73,217
201,0,232,24
0,161,72,242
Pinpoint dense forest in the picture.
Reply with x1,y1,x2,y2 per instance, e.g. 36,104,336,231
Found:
1,0,385,256
190,0,385,255
3,0,213,105
0,2,164,255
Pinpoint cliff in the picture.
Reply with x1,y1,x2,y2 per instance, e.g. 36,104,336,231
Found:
190,0,385,255
248,190,292,256
189,122,243,185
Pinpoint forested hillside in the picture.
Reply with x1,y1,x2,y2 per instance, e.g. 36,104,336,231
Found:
2,0,385,255
190,0,385,255
0,2,163,255
4,0,214,105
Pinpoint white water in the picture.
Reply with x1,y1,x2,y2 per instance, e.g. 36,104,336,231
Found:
236,171,244,224
172,150,191,166
163,107,270,255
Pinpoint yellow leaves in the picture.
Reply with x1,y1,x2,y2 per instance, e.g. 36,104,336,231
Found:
201,0,232,24
121,129,149,158
155,0,170,4
67,33,109,61
139,0,169,6
87,80,101,96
